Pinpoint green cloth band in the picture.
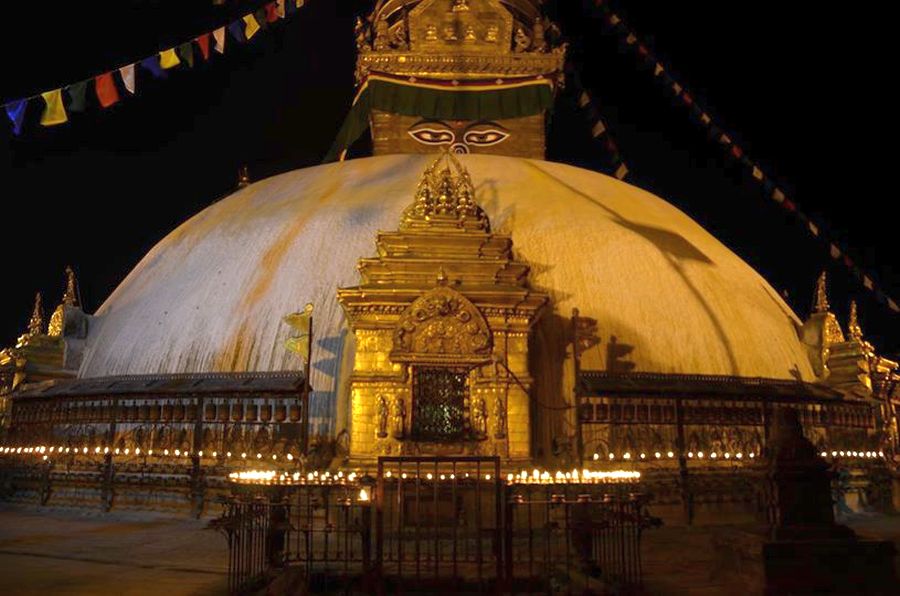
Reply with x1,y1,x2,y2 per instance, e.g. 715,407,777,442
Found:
324,78,555,162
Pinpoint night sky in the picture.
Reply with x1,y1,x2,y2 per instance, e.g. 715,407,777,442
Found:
1,1,897,358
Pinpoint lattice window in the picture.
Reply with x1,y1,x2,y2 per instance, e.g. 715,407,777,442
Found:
411,367,469,441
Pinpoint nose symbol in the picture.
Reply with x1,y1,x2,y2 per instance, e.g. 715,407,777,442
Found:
450,143,469,154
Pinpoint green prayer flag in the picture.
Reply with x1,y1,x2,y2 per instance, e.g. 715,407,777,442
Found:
176,42,194,68
66,80,89,112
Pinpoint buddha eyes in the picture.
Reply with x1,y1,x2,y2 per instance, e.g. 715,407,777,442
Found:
408,128,455,145
407,122,511,148
463,128,510,146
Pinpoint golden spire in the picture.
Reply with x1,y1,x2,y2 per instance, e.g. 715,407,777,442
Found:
814,271,830,313
62,266,78,307
27,292,44,337
400,151,489,232
237,165,250,189
848,300,864,342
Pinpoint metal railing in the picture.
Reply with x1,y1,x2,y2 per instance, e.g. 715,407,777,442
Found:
218,456,657,595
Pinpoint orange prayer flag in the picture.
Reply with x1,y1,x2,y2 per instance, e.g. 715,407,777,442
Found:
95,72,120,108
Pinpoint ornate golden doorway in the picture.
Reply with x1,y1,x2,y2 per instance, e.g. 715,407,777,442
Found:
411,366,470,442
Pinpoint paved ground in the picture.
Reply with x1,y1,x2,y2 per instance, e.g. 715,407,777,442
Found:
1,504,898,595
0,505,228,595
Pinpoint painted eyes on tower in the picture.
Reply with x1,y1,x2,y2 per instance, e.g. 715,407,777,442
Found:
408,127,455,145
463,127,510,147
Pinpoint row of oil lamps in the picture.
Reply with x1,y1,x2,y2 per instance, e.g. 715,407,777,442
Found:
593,449,885,461
227,468,643,486
0,445,297,462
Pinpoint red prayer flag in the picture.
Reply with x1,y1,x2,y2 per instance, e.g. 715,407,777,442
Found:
682,93,694,107
265,3,279,23
196,33,211,60
731,145,743,159
95,72,120,108
782,199,796,212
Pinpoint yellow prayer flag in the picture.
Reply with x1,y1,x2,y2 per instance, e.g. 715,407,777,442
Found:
752,166,764,181
296,0,306,8
40,89,68,126
160,48,181,69
615,163,629,180
243,15,261,40
283,303,314,361
591,120,607,137
578,92,590,109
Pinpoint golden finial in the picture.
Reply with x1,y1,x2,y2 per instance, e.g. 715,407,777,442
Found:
27,292,44,337
62,266,78,307
237,165,251,189
814,271,830,313
400,151,489,232
848,300,864,342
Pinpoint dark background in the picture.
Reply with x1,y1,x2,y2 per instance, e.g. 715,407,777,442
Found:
1,1,896,357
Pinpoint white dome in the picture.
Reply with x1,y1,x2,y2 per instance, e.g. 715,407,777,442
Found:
79,154,815,431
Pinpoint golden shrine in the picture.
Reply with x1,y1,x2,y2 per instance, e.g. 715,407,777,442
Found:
338,152,546,463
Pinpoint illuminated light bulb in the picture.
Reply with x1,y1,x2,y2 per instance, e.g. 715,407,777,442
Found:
710,452,717,459
358,488,370,502
175,449,180,456
426,473,433,480
95,447,101,454
148,449,154,455
42,455,48,461
520,471,527,480
839,451,845,457
385,470,392,478
831,451,837,457
608,453,615,460
879,451,885,458
135,448,141,455
401,473,408,479
241,452,247,459
748,453,755,459
507,473,514,482
198,450,203,457
654,452,661,459
736,453,743,459
820,451,827,457
623,452,632,460
485,474,492,480
124,449,130,455
49,447,55,453
450,473,455,479
697,451,704,459
688,452,694,458
724,453,730,459
164,449,169,456
532,469,540,480
640,453,646,460
272,454,277,460
440,474,445,480
256,453,262,460
103,447,109,454
286,454,293,461
226,452,232,458
307,472,314,481
114,449,120,455
593,453,599,461
667,451,674,458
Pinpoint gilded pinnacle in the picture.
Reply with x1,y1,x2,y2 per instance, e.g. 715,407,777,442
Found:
27,292,44,337
814,271,830,313
400,151,489,232
848,300,864,342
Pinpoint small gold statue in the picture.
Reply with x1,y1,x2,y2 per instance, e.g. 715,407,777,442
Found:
472,396,488,438
376,394,389,438
391,396,406,439
492,394,506,439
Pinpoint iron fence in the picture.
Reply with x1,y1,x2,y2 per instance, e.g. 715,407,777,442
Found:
218,456,657,595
